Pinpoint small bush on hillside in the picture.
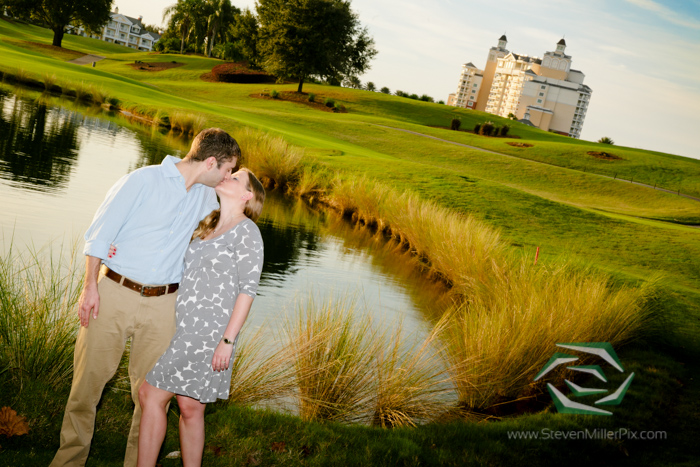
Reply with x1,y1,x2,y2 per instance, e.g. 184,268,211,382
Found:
500,125,510,136
598,136,615,145
334,103,346,113
380,87,390,94
479,122,494,136
437,100,445,104
409,94,419,100
324,98,335,108
395,90,405,97
270,89,279,99
474,123,481,134
507,112,516,120
419,94,433,102
308,93,316,102
451,118,461,131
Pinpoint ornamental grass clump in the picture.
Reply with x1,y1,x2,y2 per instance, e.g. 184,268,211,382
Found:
436,258,658,410
233,127,303,191
284,295,378,423
0,242,82,389
372,324,452,428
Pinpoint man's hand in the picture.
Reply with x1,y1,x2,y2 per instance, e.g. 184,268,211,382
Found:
79,256,103,328
78,284,100,327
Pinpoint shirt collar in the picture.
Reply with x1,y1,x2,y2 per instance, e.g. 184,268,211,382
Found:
161,155,184,179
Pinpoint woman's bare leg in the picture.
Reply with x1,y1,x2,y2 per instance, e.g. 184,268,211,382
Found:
137,382,173,467
176,395,206,467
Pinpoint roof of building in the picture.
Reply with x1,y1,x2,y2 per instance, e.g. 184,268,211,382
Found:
499,35,507,41
510,53,542,65
124,15,145,29
143,31,160,40
518,117,537,127
464,62,477,68
558,38,566,46
526,105,554,114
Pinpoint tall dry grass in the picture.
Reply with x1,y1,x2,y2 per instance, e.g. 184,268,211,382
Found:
0,241,81,389
170,111,206,135
436,259,658,409
283,294,378,423
372,324,453,428
233,127,304,191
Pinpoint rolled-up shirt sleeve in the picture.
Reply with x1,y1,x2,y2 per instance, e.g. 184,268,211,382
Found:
84,171,145,260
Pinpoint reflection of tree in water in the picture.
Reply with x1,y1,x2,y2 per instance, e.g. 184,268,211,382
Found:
129,127,190,171
256,193,323,289
0,92,80,192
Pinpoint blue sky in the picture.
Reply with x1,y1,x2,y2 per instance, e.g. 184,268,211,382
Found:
116,0,700,159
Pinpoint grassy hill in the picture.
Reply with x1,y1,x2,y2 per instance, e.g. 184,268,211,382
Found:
1,17,699,466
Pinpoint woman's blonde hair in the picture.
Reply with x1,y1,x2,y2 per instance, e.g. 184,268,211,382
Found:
192,168,266,241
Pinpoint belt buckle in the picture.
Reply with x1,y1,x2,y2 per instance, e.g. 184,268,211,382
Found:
140,285,149,297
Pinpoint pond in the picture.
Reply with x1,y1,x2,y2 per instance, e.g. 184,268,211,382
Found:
0,85,450,339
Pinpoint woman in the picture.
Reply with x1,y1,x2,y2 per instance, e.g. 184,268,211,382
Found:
137,168,265,467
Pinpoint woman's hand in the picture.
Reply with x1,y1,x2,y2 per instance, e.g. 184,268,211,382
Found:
212,339,234,372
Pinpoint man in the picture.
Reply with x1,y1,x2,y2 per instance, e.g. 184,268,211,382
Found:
51,128,241,467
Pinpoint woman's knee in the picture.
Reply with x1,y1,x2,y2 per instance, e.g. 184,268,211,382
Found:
139,381,168,409
177,396,205,421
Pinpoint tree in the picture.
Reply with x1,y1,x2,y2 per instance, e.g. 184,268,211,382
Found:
204,0,239,58
598,136,614,145
229,8,260,66
380,86,390,94
256,0,377,93
365,81,375,92
164,0,204,54
5,0,112,47
345,76,362,89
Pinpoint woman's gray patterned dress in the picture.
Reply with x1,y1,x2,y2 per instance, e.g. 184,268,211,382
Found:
146,218,263,403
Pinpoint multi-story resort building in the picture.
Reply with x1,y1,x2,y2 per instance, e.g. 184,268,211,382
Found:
450,35,592,138
69,7,160,52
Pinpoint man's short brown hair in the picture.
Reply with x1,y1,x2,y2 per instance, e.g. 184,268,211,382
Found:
185,128,242,168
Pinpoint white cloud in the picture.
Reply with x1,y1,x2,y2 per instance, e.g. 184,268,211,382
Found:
623,0,700,29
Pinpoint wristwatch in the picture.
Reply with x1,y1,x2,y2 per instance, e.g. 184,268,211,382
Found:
222,337,235,345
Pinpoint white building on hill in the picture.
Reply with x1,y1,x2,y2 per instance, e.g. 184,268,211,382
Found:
450,35,592,138
69,7,160,52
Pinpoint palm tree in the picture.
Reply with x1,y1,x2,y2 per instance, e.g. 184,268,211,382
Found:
164,0,204,54
598,136,615,145
204,0,238,58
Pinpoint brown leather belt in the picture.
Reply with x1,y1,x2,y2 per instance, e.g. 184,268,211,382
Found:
104,267,179,297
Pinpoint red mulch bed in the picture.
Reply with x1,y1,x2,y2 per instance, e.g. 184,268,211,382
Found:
128,61,185,72
587,151,622,160
506,142,533,148
202,62,276,83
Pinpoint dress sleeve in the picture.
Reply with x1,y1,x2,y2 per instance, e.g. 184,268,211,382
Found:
232,221,264,298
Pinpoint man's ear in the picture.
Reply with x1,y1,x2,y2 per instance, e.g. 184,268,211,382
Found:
207,156,217,169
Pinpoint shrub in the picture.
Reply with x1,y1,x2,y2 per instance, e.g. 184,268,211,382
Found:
380,87,390,94
308,92,315,102
409,94,419,100
450,118,461,131
324,97,335,108
419,94,433,102
500,125,510,137
211,62,276,84
507,112,516,120
270,89,279,99
366,81,376,92
598,136,615,145
437,100,445,104
334,103,346,113
395,90,405,97
473,123,481,134
479,121,494,136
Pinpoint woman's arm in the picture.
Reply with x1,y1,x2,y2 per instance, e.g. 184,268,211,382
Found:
211,293,254,372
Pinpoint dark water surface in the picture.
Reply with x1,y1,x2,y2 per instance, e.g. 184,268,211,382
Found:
0,86,449,338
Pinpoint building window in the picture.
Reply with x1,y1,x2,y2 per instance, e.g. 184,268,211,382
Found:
538,92,544,97
471,90,476,94
541,85,546,89
473,84,478,87
537,99,543,104
469,96,474,100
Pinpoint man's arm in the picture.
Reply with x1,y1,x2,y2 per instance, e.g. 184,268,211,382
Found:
78,256,102,328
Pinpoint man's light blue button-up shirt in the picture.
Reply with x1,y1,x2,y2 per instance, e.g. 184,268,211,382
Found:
84,155,219,285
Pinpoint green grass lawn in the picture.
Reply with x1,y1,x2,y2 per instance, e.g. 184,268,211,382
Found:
1,18,699,466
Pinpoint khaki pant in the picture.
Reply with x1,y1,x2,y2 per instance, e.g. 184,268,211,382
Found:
50,270,177,467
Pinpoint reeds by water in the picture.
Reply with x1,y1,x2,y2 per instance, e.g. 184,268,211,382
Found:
0,241,81,389
169,111,206,136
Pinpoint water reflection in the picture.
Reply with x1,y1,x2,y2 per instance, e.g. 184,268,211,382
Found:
0,89,81,192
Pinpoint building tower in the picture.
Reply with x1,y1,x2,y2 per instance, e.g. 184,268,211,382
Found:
474,35,509,111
